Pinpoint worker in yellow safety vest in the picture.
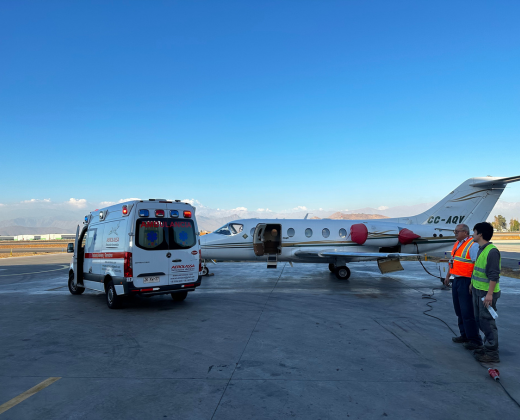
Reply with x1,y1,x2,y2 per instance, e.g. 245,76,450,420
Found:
470,222,501,363
444,223,482,349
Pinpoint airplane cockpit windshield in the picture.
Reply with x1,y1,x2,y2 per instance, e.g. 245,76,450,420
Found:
214,223,244,235
214,224,231,235
229,223,244,235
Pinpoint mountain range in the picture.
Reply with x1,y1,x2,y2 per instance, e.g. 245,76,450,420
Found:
0,200,519,236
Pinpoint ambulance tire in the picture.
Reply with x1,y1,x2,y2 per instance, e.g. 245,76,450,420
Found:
328,263,335,273
68,271,84,295
335,266,351,280
106,280,122,309
171,291,188,302
201,266,209,276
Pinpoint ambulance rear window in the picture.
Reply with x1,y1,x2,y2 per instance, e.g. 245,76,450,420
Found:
136,218,196,250
136,219,168,250
171,220,197,249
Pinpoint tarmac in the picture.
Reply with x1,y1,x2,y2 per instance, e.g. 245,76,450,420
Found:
0,254,519,419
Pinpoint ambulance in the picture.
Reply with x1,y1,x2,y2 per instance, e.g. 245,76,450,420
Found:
67,199,202,309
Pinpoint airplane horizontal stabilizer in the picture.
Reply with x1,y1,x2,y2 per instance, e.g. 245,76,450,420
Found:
469,175,520,188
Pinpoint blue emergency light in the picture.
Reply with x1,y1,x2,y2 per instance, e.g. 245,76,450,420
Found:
84,216,88,223
170,210,179,218
139,209,149,217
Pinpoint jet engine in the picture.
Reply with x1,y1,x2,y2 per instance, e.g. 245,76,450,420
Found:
350,222,422,247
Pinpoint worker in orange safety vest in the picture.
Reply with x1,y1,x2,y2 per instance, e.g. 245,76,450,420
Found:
444,223,483,349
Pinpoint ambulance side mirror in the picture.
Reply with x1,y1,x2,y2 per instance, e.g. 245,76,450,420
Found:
67,243,74,253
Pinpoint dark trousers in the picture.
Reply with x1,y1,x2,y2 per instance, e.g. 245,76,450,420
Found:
452,277,482,344
472,287,499,356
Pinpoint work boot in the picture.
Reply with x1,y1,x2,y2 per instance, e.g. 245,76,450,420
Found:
473,352,500,363
452,336,469,343
463,341,483,351
472,348,485,355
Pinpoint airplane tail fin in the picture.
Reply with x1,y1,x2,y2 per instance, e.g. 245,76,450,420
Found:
413,175,520,228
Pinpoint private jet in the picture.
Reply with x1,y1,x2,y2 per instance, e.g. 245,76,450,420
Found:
200,176,520,279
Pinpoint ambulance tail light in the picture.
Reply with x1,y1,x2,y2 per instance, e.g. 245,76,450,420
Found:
122,205,128,216
155,209,165,217
199,249,202,272
183,211,192,218
124,252,133,278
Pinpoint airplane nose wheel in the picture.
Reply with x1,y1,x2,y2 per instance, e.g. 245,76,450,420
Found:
201,266,209,276
335,266,351,280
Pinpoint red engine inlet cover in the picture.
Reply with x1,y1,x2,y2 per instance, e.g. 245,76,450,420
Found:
350,223,368,245
398,228,421,245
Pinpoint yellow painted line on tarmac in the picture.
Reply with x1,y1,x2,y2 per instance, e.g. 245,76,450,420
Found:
0,265,69,277
0,377,61,415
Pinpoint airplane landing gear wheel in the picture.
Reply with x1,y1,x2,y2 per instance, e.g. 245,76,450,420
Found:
328,263,335,273
201,266,209,276
335,266,351,280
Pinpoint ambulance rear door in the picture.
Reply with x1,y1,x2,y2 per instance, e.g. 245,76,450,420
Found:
132,204,172,288
166,204,199,286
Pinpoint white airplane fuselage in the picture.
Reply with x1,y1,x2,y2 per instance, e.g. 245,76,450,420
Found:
200,218,452,264
200,176,520,273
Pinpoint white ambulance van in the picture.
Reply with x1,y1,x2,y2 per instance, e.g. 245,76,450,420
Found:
67,199,202,309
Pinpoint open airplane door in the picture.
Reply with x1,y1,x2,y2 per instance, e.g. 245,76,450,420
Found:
253,224,266,256
73,225,80,287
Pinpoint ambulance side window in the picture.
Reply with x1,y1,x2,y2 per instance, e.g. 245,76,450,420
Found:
85,227,102,253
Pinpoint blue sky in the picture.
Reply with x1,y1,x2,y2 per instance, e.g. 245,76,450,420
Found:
1,0,519,212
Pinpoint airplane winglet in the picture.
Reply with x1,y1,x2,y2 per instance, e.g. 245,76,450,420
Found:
469,175,520,188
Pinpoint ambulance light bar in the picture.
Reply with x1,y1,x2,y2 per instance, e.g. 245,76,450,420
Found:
139,209,149,217
155,209,165,217
183,211,192,218
170,210,179,218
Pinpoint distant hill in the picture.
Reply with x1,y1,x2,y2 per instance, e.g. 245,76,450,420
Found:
329,212,389,220
0,226,73,236
196,214,242,232
311,212,389,220
0,217,78,231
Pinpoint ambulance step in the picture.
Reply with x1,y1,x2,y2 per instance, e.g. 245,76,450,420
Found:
267,254,277,269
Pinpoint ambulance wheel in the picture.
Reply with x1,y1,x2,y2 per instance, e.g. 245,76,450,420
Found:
68,271,84,295
106,280,122,309
335,266,351,280
201,266,209,276
171,291,188,301
328,263,335,273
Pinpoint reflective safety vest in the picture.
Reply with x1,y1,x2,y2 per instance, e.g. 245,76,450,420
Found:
450,238,475,278
471,244,501,293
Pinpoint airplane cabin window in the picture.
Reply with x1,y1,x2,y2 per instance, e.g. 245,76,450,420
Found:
339,228,347,238
250,228,255,236
322,228,330,238
229,223,244,235
215,224,232,235
305,228,313,238
287,228,295,237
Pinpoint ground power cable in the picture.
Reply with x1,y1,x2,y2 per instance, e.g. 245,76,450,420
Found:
412,249,520,410
210,263,287,420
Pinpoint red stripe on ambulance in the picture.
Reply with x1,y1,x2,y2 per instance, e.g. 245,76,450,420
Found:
85,252,125,259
